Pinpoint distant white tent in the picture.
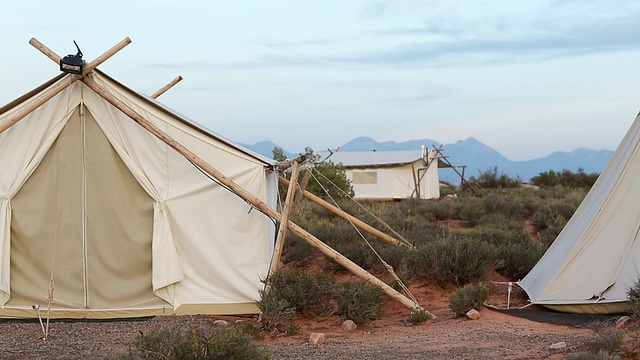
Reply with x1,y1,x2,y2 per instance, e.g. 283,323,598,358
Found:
0,70,278,319
518,112,640,314
323,148,443,200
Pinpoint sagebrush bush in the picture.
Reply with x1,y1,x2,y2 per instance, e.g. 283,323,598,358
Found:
579,320,625,356
336,279,384,324
565,351,620,360
627,278,640,317
469,167,521,189
449,282,489,316
118,324,269,360
408,308,431,325
411,236,497,285
261,269,336,316
283,235,316,268
256,290,296,330
494,241,543,280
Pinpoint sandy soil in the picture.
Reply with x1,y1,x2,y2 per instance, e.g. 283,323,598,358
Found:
0,279,621,360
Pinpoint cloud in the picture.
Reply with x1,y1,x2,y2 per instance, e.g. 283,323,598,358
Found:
140,2,640,71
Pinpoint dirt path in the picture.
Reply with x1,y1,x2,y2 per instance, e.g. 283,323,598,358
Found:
0,282,604,359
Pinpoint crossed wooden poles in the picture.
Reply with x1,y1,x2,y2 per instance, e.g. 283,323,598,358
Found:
0,38,433,317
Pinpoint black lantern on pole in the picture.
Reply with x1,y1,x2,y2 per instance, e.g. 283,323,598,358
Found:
59,41,84,75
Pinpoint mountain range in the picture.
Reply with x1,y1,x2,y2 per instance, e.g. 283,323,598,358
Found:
241,136,614,184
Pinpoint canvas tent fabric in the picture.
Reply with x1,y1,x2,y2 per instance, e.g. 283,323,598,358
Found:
0,71,278,318
323,150,441,200
518,112,640,315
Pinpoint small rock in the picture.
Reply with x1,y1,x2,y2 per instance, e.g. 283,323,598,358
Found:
309,332,325,345
550,341,567,350
212,320,229,327
341,320,357,332
616,316,631,329
466,309,481,320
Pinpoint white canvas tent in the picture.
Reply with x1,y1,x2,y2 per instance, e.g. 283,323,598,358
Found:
0,70,279,319
518,112,640,315
323,149,443,200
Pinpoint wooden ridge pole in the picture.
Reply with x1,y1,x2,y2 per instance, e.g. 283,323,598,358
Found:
269,157,304,275
83,37,132,74
81,75,425,313
151,76,183,99
279,176,411,248
29,38,62,64
0,75,79,136
29,37,132,76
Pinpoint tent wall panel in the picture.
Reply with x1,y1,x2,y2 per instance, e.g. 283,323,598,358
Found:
0,71,277,318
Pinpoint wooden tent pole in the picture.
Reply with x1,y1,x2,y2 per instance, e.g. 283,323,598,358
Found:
29,38,62,64
81,75,424,312
432,145,476,193
151,76,183,99
29,37,132,76
269,157,304,275
293,169,312,207
83,37,132,75
279,176,411,248
0,75,79,136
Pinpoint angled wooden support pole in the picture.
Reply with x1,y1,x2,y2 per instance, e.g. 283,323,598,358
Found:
279,176,411,248
29,38,62,63
29,37,132,75
293,169,313,207
268,156,305,276
151,76,183,99
0,75,79,136
83,37,132,75
81,74,425,313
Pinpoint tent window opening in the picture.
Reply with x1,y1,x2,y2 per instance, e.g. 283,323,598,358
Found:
353,171,377,184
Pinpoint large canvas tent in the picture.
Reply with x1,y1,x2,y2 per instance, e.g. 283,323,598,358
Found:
518,112,640,315
323,149,444,200
0,70,278,319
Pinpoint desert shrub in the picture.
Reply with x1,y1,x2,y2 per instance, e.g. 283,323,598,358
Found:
537,225,566,248
408,308,431,325
283,235,316,268
118,324,269,360
449,282,489,316
481,192,529,220
460,228,542,280
627,279,640,317
469,167,521,189
566,351,620,360
324,240,377,272
400,222,452,247
476,212,524,232
494,241,544,280
531,200,578,231
579,320,625,356
335,279,384,324
531,168,599,188
261,270,336,316
256,290,296,330
410,236,497,285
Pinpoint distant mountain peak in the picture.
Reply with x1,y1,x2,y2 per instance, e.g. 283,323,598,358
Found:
242,136,613,183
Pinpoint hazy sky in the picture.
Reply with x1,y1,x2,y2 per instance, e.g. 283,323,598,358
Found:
1,0,640,160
